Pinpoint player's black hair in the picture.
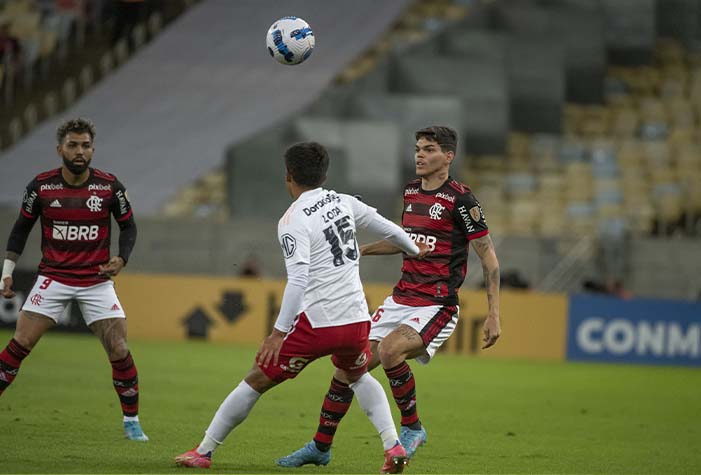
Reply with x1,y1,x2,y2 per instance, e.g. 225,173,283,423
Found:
56,118,96,144
415,126,457,154
284,142,329,187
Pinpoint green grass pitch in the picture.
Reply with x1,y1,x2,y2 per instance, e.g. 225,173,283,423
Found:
1,329,699,474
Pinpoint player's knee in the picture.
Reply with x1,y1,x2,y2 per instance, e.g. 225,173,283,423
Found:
106,339,129,360
244,366,277,393
377,339,404,366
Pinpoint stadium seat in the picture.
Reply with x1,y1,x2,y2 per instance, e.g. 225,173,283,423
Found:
147,12,164,36
43,91,58,116
131,23,147,50
23,102,37,129
79,65,94,92
99,51,114,77
61,77,77,107
8,117,22,144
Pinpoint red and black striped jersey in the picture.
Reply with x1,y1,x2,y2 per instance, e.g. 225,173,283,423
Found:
20,168,134,286
393,176,489,307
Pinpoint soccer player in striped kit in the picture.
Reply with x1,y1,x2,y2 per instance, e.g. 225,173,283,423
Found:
0,118,148,441
281,126,502,465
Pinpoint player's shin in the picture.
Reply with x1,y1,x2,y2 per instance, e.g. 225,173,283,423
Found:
0,338,30,396
384,362,421,429
350,373,400,450
198,380,261,455
111,351,139,416
313,377,354,451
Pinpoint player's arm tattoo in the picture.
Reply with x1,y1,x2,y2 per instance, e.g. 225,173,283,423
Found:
5,251,20,262
471,235,500,317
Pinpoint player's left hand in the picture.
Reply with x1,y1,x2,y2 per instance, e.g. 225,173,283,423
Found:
1,276,15,298
482,314,501,349
256,329,286,368
99,256,125,277
415,242,432,259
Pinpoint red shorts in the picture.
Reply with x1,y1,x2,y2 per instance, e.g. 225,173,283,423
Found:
259,313,371,383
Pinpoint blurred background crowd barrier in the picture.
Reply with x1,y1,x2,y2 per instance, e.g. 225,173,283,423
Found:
1,0,700,366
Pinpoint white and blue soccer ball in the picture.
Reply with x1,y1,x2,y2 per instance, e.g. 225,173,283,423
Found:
266,16,315,65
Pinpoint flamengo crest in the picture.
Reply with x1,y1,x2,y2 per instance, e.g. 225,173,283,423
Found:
429,202,445,220
86,195,103,212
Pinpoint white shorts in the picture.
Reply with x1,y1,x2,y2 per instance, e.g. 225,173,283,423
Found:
369,295,459,364
22,275,125,326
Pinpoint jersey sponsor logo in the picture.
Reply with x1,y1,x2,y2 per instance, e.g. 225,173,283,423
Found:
302,193,341,216
23,190,38,213
281,233,297,258
115,190,129,215
281,356,309,373
40,183,63,191
49,199,62,208
405,204,412,213
428,202,445,220
353,352,368,368
88,183,112,192
458,205,475,233
436,192,455,203
408,232,436,251
404,187,419,196
469,205,482,222
86,195,103,212
52,224,99,241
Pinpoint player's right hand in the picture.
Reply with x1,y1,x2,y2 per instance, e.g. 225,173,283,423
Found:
415,242,432,259
1,276,15,298
256,329,285,368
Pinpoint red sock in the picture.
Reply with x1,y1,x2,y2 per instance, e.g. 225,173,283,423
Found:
384,362,419,427
111,352,139,417
0,339,31,396
313,378,354,451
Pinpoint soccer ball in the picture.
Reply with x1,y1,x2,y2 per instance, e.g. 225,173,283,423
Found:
266,16,315,65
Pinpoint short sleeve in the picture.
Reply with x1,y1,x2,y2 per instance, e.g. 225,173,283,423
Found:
111,179,134,221
454,191,489,240
20,179,40,219
278,211,311,268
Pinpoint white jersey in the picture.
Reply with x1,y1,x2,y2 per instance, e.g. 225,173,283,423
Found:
278,188,376,328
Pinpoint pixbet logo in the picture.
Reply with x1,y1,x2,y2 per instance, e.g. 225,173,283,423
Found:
52,224,99,241
40,183,63,191
88,184,111,192
436,192,455,203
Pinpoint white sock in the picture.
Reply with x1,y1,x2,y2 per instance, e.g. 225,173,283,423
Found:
197,434,220,455
197,380,261,454
123,415,139,423
350,373,400,451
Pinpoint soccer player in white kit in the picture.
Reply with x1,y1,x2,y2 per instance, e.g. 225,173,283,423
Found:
175,142,428,473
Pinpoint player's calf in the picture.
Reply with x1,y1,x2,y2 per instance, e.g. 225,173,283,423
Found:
0,338,30,396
